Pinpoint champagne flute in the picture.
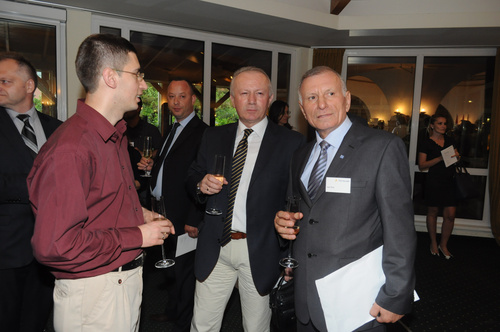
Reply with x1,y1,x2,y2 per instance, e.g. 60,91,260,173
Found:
279,196,301,269
141,136,153,177
205,154,226,216
152,197,175,268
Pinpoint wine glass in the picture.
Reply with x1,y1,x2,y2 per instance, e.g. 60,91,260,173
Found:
152,197,175,268
205,154,226,216
279,196,301,269
141,136,153,178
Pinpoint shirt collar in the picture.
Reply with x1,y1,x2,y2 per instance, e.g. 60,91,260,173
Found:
6,105,37,122
316,115,352,149
76,99,124,143
176,111,195,127
237,116,268,138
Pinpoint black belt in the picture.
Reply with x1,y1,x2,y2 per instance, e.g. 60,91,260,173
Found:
113,253,144,272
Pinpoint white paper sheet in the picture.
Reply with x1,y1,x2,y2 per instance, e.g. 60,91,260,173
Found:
441,145,458,168
175,233,197,257
315,246,385,332
315,246,419,332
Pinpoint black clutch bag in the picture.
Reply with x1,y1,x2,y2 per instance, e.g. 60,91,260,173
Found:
269,275,296,332
454,163,480,200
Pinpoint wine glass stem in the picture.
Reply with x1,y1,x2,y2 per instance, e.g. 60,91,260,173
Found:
288,239,294,258
160,243,166,261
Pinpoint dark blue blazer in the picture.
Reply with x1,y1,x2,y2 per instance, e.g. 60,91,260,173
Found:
0,107,62,269
187,119,305,294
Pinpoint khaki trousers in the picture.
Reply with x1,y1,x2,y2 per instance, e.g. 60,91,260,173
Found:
53,266,143,332
191,239,271,332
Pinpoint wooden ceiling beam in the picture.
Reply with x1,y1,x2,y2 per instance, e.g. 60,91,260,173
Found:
331,0,351,15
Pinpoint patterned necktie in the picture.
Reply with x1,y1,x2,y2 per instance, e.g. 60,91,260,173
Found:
220,128,253,247
17,114,38,159
308,140,330,200
151,122,180,189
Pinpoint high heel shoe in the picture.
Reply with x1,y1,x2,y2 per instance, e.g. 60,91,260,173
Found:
430,246,439,256
438,245,453,260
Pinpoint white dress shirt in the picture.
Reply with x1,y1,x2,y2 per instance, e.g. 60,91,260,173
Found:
151,111,196,199
6,106,48,148
301,116,352,190
231,117,268,233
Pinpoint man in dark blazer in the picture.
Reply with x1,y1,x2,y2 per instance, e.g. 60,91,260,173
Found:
275,66,416,332
145,79,207,332
0,53,62,331
187,66,305,331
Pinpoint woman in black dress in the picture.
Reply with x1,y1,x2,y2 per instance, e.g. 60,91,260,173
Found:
418,114,459,259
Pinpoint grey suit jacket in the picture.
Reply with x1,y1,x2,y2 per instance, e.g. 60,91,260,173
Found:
290,122,416,331
187,119,305,294
0,107,62,268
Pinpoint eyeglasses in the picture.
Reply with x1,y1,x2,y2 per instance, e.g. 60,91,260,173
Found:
113,69,145,82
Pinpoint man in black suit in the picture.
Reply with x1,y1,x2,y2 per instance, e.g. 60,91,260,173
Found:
187,66,305,331
0,52,62,332
144,79,208,332
275,66,416,332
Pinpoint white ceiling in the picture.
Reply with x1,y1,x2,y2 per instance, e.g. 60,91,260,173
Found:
14,0,500,47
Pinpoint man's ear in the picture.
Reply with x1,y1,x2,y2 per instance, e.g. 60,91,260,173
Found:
102,67,118,89
25,79,35,94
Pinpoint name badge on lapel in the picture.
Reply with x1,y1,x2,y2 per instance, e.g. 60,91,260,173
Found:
326,177,351,194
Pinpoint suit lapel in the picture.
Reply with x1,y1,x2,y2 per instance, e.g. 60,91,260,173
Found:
309,123,364,202
248,121,275,188
165,116,198,159
297,142,315,207
0,108,34,163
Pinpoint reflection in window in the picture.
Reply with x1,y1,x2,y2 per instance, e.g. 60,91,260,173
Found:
129,31,204,134
211,43,272,126
0,19,57,118
419,57,494,169
346,56,416,154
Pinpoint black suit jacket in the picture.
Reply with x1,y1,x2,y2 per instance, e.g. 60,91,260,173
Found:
187,120,305,295
0,107,62,269
152,115,208,234
290,122,417,330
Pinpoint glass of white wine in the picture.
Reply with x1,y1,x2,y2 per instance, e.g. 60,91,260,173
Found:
141,136,153,178
279,196,301,269
205,154,225,216
152,197,175,269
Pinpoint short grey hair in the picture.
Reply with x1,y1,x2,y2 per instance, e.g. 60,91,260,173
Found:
298,66,347,103
229,66,273,97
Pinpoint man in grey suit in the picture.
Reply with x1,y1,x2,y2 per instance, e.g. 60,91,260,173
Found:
187,66,305,331
275,66,416,332
0,52,62,331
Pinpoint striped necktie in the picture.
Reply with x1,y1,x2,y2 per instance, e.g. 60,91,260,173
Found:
220,128,253,247
308,140,330,200
17,114,38,159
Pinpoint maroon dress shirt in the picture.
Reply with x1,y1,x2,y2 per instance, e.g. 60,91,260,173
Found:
28,100,144,279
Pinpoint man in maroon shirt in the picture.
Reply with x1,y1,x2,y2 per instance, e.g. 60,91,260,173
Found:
27,34,174,332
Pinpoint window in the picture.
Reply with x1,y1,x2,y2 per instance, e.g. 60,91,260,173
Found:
94,15,295,129
211,43,271,126
343,49,495,236
0,18,58,118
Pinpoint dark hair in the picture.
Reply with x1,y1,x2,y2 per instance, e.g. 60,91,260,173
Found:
268,100,289,124
168,78,196,95
0,52,38,90
76,34,138,93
